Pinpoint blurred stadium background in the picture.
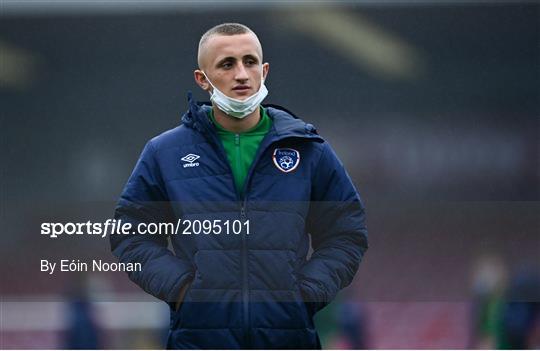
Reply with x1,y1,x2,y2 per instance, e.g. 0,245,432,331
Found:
1,0,539,349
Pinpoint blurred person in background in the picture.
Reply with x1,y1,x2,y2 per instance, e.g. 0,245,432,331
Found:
315,290,369,349
110,23,368,349
63,274,101,349
499,264,540,349
468,254,508,349
335,290,369,349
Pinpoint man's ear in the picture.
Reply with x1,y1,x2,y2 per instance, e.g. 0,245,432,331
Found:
262,62,270,81
194,69,210,91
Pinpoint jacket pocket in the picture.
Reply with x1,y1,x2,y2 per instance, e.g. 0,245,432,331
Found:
171,277,195,329
292,271,313,324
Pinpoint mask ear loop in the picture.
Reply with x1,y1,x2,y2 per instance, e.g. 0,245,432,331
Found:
201,71,217,93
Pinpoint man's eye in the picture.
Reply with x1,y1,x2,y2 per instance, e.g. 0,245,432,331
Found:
222,62,233,69
245,60,256,66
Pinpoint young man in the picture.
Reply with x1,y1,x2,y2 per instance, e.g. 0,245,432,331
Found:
111,23,368,349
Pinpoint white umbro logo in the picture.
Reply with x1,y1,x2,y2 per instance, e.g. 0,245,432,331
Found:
181,153,200,168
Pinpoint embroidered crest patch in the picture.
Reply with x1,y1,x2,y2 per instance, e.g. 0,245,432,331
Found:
272,148,300,173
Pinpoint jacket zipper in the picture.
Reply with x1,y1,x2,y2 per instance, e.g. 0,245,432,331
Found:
240,199,249,347
207,128,251,346
235,133,251,347
237,130,282,348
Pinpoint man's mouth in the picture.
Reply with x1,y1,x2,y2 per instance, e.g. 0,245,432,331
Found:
233,85,250,92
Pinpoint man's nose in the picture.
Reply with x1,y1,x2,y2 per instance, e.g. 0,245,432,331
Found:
234,63,249,81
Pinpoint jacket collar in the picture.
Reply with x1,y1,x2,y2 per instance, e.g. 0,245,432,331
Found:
181,92,322,142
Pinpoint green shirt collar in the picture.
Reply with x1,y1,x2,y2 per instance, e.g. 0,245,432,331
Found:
208,106,270,135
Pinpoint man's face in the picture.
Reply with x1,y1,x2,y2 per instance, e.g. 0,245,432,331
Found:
195,33,269,100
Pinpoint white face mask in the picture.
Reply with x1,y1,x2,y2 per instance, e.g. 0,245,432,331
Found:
202,71,269,119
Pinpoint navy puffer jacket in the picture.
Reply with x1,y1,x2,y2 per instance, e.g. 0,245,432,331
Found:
111,94,368,349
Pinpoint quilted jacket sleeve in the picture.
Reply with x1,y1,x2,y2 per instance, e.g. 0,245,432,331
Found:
298,141,368,313
110,141,194,305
